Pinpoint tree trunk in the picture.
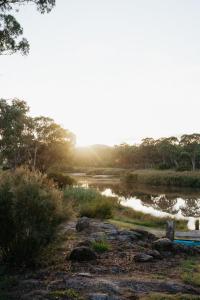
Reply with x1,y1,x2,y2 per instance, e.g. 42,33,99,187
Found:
191,156,196,171
33,146,38,169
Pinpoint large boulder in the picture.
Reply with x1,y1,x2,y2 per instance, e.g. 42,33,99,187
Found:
153,238,173,251
76,217,90,232
134,253,154,262
69,246,97,262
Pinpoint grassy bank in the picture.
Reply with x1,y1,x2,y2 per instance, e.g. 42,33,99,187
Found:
64,186,187,230
123,169,200,188
68,167,127,176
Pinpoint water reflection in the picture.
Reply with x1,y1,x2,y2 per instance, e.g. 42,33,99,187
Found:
78,178,200,230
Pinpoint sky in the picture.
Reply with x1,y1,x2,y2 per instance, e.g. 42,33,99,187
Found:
1,0,200,146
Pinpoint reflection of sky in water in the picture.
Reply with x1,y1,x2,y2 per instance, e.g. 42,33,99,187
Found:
101,188,198,230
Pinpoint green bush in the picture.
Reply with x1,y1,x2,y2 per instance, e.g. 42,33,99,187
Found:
92,240,110,253
64,187,117,219
79,199,113,219
47,172,75,188
0,168,68,266
123,173,138,183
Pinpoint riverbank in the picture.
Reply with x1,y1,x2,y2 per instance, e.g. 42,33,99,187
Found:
123,170,200,188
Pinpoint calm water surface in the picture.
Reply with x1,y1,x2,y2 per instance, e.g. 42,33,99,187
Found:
72,174,200,230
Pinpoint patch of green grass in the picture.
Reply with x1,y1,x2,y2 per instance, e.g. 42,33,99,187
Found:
181,259,200,287
48,289,84,300
112,206,187,230
92,240,111,253
140,293,200,300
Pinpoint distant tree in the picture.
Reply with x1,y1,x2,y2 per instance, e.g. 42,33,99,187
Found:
156,137,180,169
180,134,200,171
0,0,56,55
139,138,158,168
31,116,75,171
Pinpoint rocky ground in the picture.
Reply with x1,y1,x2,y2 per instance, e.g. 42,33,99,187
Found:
2,217,200,300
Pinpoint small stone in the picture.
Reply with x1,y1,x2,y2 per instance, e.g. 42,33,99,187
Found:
76,272,93,278
69,246,97,261
134,253,154,262
153,238,173,251
145,249,161,259
76,217,90,232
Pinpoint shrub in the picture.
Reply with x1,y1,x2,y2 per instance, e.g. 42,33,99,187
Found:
64,187,117,219
79,199,113,219
123,173,138,183
92,240,110,253
0,167,68,266
47,172,75,188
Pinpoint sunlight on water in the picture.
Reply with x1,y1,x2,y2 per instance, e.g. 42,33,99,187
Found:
77,176,200,230
101,188,197,230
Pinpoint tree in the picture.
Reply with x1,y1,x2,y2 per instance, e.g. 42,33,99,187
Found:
0,99,31,168
0,99,75,171
156,137,180,169
180,134,200,171
30,116,75,171
0,0,56,55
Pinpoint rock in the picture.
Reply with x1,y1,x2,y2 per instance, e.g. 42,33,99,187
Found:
90,232,107,241
152,238,173,251
76,272,93,278
145,249,161,259
89,294,108,300
76,217,90,232
69,246,97,261
117,230,138,242
131,229,156,241
21,290,48,300
133,253,154,262
89,294,121,300
47,279,66,291
77,239,92,247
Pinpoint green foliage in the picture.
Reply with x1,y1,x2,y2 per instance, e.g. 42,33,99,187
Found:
92,240,110,253
123,170,200,188
48,289,83,300
79,199,113,219
0,0,56,55
123,173,138,183
113,206,187,230
48,172,75,188
181,259,200,287
0,167,68,266
0,99,75,172
64,187,117,219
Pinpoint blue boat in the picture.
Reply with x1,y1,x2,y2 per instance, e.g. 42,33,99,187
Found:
174,239,200,247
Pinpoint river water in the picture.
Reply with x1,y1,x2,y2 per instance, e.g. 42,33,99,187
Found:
71,174,200,230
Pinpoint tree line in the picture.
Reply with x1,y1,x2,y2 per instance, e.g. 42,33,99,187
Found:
1,99,200,172
75,135,200,171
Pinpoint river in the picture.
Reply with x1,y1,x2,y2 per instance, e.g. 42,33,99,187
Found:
70,173,200,230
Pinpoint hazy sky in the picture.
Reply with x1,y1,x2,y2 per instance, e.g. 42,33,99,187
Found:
1,0,200,146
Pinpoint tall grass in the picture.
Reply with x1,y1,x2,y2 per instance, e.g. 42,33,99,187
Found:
64,187,119,219
123,170,200,188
